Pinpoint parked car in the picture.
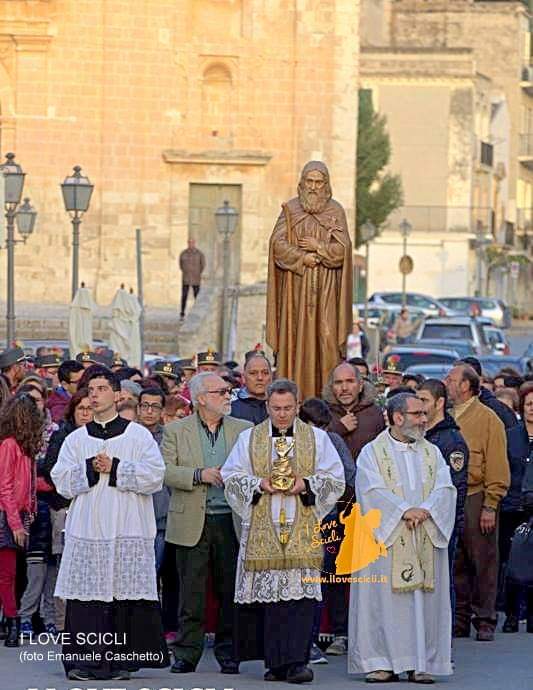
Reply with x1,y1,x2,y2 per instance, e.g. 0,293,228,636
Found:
381,346,460,373
404,363,454,381
416,317,490,355
411,338,475,359
478,355,528,378
19,339,108,360
438,296,512,329
378,307,426,348
482,326,511,355
369,291,456,317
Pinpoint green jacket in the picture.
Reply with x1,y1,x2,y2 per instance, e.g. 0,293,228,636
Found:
162,412,252,546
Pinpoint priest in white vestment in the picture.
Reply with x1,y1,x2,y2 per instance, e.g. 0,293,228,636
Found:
348,392,456,684
51,369,169,682
221,379,345,685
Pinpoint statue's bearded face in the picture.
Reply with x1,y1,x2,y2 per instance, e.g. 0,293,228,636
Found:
298,170,329,214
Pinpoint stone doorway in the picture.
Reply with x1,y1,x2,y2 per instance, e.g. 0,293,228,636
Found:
188,183,242,285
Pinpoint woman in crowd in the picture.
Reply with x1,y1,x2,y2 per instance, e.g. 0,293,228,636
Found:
501,383,533,633
0,394,43,646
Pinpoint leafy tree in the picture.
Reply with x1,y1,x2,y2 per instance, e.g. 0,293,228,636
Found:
356,89,403,246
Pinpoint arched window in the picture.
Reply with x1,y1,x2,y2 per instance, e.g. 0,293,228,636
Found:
201,63,234,140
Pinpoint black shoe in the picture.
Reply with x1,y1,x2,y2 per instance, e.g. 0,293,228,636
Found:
220,660,240,674
502,615,519,633
286,664,314,684
67,669,94,681
171,658,196,673
4,618,19,648
265,667,287,681
111,670,131,680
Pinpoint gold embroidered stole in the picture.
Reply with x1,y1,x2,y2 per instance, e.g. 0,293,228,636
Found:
373,431,438,593
244,418,323,571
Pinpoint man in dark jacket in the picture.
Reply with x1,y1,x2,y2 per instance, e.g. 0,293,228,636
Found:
230,353,272,426
179,238,206,320
418,378,469,636
323,362,385,462
462,357,517,430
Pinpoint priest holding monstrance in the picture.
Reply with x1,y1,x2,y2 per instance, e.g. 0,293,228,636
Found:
221,379,345,684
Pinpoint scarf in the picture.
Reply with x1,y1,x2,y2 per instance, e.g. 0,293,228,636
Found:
372,430,439,593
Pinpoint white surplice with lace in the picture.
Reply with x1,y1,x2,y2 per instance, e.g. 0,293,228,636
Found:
51,418,164,602
221,423,345,604
348,431,456,676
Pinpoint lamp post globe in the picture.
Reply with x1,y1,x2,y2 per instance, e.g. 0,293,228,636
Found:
16,198,37,241
215,199,239,236
61,166,94,300
0,152,25,207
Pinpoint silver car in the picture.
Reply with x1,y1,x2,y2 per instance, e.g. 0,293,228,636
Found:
438,297,511,329
369,291,456,317
416,317,490,355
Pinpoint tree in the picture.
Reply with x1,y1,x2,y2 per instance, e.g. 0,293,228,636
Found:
356,89,403,246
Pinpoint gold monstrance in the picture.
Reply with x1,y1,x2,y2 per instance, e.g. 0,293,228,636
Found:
272,435,295,544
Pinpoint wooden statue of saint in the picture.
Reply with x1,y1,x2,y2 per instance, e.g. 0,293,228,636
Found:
266,161,353,400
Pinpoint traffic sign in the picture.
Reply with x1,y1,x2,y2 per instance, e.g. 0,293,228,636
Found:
399,255,414,275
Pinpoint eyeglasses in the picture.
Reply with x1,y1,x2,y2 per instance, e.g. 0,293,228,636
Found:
76,406,93,413
205,387,232,397
139,402,163,411
405,411,427,418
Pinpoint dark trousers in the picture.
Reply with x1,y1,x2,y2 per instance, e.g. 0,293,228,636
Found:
160,541,179,634
180,284,200,317
173,513,237,667
454,492,499,632
448,529,458,634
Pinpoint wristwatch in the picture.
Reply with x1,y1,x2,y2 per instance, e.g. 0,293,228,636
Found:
482,506,496,513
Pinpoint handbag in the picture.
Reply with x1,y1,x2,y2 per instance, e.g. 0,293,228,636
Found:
521,454,533,512
506,516,533,587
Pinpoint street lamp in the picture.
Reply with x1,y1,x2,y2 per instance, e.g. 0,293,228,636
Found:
61,165,94,300
399,218,412,307
214,200,239,357
0,153,36,345
360,220,376,327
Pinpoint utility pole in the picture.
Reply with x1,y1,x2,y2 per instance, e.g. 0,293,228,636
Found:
136,228,145,368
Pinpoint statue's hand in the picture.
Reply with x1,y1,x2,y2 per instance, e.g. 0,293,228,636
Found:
303,253,320,268
298,237,320,251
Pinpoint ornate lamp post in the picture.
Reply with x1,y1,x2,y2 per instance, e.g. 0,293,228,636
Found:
399,218,412,307
214,200,239,357
61,166,94,300
0,154,37,344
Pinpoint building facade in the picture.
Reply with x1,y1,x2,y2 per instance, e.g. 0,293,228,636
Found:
0,0,360,355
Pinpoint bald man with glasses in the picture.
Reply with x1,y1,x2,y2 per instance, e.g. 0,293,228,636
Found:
161,372,252,675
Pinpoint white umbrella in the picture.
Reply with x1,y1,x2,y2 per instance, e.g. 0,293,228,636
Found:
69,285,94,358
127,290,142,369
109,287,132,364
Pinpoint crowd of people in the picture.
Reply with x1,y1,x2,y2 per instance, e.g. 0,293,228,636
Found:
0,341,531,685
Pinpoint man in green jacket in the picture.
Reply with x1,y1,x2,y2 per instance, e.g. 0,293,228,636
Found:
162,372,251,675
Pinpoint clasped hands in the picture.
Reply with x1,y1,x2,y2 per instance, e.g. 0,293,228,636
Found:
93,452,112,474
298,237,321,267
260,476,306,496
402,507,431,531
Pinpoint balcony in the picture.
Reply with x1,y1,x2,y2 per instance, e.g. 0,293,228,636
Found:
519,134,533,169
384,206,494,236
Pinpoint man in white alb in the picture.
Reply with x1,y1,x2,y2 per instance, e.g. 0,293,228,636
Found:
51,369,169,682
348,392,456,684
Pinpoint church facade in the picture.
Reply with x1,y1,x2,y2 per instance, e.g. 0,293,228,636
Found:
0,0,360,354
